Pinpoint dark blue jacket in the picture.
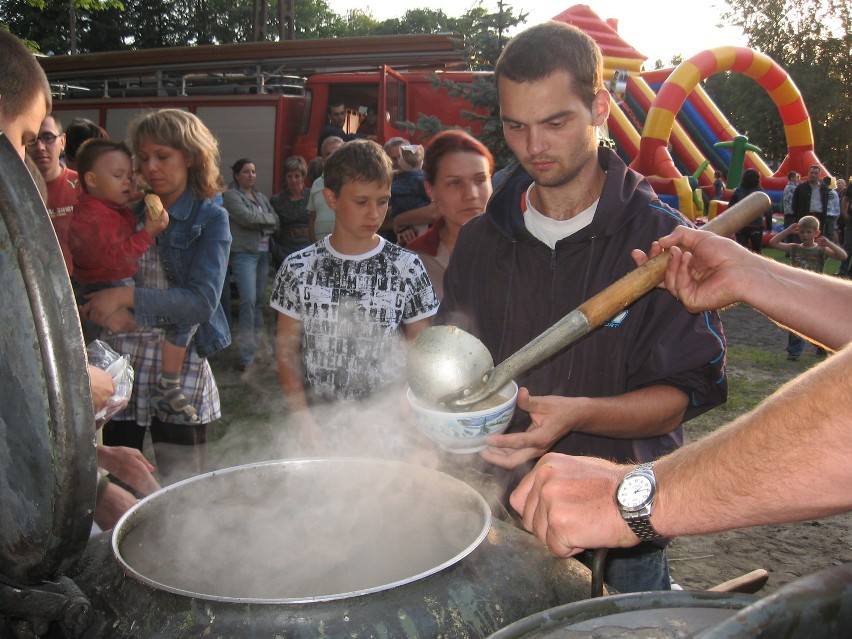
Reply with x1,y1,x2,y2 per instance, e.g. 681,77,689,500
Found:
391,170,430,218
439,148,728,466
792,181,829,216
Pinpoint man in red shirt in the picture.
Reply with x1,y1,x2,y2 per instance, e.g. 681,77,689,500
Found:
26,114,80,274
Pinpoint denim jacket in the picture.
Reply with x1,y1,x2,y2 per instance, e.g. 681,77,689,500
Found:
134,188,232,358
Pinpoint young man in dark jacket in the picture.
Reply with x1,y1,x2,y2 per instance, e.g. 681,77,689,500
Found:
437,21,728,594
791,164,829,230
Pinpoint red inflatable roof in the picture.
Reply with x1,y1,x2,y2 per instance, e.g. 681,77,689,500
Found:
550,4,647,62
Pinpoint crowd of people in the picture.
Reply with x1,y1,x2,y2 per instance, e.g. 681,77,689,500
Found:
3,23,852,599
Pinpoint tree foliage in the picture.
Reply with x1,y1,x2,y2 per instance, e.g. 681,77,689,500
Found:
709,0,851,176
1,0,528,164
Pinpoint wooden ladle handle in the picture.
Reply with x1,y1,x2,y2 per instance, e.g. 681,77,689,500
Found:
578,191,771,326
450,191,771,408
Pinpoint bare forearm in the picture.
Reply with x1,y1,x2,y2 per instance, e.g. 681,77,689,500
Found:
486,385,689,469
734,258,852,349
392,202,439,232
403,317,433,341
275,315,309,412
573,385,688,439
652,346,852,536
650,228,852,349
276,353,309,412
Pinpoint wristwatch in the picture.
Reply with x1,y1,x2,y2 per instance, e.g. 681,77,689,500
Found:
615,462,663,541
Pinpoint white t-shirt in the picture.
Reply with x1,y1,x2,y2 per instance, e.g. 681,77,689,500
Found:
523,183,598,249
270,237,439,401
307,176,336,240
809,184,823,213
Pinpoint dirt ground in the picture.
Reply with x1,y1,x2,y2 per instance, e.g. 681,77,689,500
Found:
666,304,852,595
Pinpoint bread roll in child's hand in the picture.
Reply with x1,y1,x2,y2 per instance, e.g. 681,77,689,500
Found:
144,193,165,220
143,193,169,238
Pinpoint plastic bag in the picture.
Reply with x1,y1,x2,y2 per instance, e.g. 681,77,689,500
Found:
86,339,134,427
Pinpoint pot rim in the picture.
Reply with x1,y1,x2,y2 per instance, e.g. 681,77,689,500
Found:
111,457,492,604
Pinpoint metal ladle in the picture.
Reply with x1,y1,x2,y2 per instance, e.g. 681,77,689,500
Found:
408,192,771,409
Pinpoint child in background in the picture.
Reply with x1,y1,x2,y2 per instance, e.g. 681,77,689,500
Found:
387,144,430,245
70,138,200,423
270,139,439,434
768,215,847,361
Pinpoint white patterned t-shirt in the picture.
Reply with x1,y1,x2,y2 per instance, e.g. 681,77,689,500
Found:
270,237,439,402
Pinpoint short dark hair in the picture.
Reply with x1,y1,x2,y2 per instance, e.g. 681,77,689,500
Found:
65,118,108,163
740,168,761,189
230,158,254,181
495,21,603,109
787,171,798,180
0,30,52,123
328,100,346,113
323,139,392,195
76,139,132,193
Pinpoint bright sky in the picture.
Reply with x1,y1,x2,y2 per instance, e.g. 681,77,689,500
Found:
332,0,748,67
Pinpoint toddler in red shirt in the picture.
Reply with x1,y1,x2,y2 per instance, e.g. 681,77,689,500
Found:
70,139,199,423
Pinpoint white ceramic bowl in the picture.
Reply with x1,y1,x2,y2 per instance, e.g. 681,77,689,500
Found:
407,381,518,454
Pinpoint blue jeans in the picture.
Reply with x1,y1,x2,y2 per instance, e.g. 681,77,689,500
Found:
230,251,270,366
582,546,671,594
787,331,804,357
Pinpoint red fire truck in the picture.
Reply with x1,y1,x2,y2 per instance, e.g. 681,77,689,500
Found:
39,34,489,193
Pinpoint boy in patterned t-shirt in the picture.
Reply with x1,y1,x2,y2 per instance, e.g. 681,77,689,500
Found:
270,139,439,430
769,215,847,360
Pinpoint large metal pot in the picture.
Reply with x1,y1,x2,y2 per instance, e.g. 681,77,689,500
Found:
113,458,492,603
63,458,596,637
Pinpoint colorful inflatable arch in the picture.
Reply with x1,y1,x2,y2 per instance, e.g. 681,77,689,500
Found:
631,47,827,217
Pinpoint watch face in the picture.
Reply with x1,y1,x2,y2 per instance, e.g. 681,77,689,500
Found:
617,474,653,509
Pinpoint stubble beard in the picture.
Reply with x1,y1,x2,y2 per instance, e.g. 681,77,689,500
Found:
524,146,597,191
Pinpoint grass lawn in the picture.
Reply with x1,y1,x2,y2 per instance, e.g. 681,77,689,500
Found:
682,245,844,441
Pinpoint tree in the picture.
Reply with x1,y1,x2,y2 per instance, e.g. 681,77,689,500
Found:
18,0,124,53
3,0,531,167
396,2,528,168
713,0,851,175
373,8,455,37
454,1,527,70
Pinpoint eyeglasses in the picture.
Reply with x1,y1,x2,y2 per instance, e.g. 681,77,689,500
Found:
26,132,60,148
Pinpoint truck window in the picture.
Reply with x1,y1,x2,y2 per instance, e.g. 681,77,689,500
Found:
384,75,406,129
328,84,380,134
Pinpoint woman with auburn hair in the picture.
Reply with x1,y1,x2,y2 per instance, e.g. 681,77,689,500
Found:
83,108,232,485
403,130,494,299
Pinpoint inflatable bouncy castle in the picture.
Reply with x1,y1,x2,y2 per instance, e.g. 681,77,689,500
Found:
554,5,832,220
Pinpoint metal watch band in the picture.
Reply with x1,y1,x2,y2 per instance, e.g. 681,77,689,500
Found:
620,462,662,541
625,516,661,541
634,461,654,474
